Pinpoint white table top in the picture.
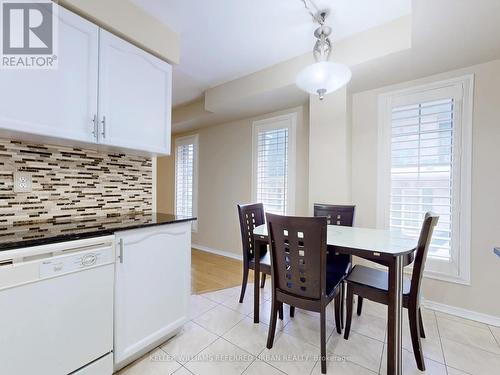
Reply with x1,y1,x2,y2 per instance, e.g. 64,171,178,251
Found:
253,224,417,256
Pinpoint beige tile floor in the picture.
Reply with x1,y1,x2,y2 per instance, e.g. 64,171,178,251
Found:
118,283,500,375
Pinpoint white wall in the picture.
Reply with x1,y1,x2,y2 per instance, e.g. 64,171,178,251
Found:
351,59,500,317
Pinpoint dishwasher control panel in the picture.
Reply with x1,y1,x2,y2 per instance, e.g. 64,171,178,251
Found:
39,247,113,278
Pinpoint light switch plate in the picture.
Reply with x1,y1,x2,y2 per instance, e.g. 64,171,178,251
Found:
13,172,33,193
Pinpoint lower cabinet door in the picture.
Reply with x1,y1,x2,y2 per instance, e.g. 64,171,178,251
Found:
114,222,191,370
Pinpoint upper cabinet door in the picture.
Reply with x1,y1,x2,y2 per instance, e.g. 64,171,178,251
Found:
98,30,172,155
0,5,99,144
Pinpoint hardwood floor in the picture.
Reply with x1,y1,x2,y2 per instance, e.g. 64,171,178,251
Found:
191,248,254,294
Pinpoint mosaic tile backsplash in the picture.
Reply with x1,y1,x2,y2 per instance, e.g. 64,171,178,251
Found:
0,139,152,225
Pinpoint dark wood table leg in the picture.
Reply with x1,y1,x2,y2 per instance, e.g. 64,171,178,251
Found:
253,239,261,324
387,255,404,375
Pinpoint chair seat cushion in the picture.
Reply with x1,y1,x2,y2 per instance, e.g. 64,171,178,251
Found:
249,251,271,272
346,265,411,295
326,253,351,276
326,270,345,296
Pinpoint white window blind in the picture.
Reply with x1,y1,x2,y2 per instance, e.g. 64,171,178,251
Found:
256,128,289,214
390,98,454,259
175,135,198,230
252,114,296,215
378,75,473,284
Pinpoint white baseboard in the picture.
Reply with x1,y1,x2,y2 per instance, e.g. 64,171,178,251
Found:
192,243,243,261
423,299,500,327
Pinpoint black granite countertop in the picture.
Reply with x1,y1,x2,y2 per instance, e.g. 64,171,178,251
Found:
0,212,197,252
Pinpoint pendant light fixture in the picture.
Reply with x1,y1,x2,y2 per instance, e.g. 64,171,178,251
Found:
296,1,351,100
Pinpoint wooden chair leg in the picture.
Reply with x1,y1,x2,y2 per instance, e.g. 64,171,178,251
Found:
278,303,284,320
260,273,266,288
239,266,249,303
356,296,363,316
340,282,345,329
409,306,426,371
344,286,354,340
418,307,426,338
290,305,295,318
334,292,342,334
266,298,279,349
320,308,327,374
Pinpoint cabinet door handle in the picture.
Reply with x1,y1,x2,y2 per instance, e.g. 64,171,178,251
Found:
101,115,106,139
119,238,124,263
91,114,98,140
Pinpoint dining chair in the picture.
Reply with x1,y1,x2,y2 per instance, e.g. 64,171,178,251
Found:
343,212,439,371
237,203,271,303
265,213,344,374
313,204,356,328
313,204,356,227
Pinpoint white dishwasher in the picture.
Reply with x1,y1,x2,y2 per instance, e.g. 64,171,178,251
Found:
0,236,115,375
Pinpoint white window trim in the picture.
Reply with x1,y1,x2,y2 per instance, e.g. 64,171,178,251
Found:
251,113,297,215
377,75,473,285
174,134,199,232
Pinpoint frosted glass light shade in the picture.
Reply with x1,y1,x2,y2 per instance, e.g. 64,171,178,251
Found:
296,61,352,99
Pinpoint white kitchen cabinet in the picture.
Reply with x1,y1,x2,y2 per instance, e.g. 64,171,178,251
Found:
114,222,191,370
0,6,99,145
0,4,172,156
98,30,172,155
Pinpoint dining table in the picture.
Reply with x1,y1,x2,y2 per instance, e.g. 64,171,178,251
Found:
252,223,418,375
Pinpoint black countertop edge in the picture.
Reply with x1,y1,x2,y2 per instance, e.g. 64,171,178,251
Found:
0,213,197,253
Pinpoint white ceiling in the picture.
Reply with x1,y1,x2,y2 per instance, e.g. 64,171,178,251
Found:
350,0,500,93
132,0,411,106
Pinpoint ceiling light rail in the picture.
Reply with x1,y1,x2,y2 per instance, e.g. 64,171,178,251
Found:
301,0,324,25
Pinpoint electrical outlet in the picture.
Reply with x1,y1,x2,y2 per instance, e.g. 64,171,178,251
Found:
13,172,33,193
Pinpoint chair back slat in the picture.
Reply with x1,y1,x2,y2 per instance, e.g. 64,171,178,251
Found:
266,213,327,300
313,204,355,226
410,213,439,300
237,203,265,263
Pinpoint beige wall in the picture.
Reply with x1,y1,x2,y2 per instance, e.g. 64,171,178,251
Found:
308,88,352,212
157,106,309,257
57,0,180,63
156,152,175,215
351,59,500,317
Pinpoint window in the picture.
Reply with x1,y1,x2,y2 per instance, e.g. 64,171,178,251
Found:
175,135,198,231
378,76,473,284
252,114,296,215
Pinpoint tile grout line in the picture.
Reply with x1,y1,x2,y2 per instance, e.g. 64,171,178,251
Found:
433,309,451,374
446,365,474,375
377,337,385,374
436,313,491,330
309,359,319,375
438,331,500,357
160,319,218,367
379,313,387,374
217,337,258,374
240,357,257,374
182,296,231,370
488,325,500,348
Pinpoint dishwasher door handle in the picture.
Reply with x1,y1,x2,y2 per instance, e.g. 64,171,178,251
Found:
118,239,124,264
